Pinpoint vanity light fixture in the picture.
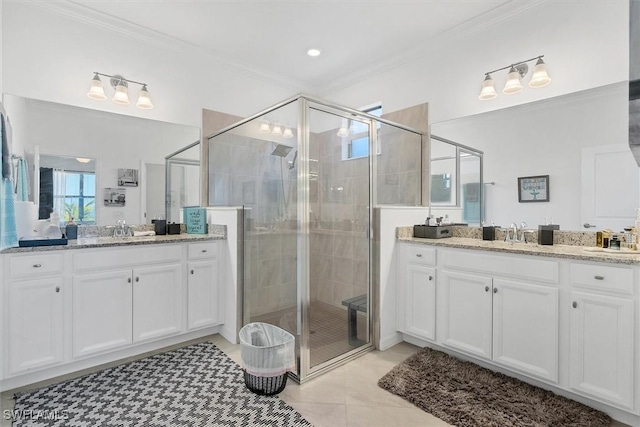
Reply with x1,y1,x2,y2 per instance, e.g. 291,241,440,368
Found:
337,126,349,137
87,72,154,109
283,126,294,139
259,121,271,133
478,55,551,100
76,157,92,163
271,123,283,136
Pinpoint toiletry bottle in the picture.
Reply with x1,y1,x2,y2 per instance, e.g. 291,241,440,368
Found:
610,235,621,250
66,217,78,239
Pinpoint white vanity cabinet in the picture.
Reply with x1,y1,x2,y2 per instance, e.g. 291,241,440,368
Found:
439,270,493,360
5,253,65,376
72,270,133,358
569,263,635,410
398,243,560,383
72,245,183,358
187,242,220,330
396,244,436,341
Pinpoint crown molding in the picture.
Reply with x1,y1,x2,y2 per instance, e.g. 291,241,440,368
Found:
21,0,311,93
318,0,551,95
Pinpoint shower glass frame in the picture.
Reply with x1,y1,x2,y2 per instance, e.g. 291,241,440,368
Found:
204,95,424,383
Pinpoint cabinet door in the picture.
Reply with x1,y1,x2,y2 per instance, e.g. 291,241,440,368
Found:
569,291,634,409
187,260,220,330
133,264,182,342
440,270,492,360
72,270,133,358
402,263,436,341
492,279,558,383
8,278,64,375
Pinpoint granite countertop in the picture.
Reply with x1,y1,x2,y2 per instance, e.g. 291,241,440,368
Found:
1,233,226,254
399,236,640,266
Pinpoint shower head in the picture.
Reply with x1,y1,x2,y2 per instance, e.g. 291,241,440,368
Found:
271,143,293,157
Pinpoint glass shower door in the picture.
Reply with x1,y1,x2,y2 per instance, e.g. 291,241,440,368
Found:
306,106,372,371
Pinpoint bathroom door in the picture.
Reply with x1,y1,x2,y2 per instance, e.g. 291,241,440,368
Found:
305,105,373,373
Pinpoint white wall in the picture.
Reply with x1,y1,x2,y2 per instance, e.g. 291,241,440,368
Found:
2,2,294,128
324,1,628,124
432,83,629,231
5,95,199,225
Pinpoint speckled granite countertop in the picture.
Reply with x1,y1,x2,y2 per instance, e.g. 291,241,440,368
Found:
399,236,640,265
1,233,226,254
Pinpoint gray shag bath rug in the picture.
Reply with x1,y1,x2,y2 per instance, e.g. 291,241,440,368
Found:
378,347,612,427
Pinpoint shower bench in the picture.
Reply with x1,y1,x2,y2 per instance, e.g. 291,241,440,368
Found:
341,294,368,346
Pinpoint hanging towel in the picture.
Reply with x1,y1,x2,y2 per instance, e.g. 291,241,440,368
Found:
15,158,29,201
1,114,10,179
0,114,18,249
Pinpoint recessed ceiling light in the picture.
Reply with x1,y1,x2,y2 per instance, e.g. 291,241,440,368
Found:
307,48,321,57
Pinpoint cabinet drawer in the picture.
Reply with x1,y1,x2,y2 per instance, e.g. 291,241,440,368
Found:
9,253,64,279
73,244,182,272
404,245,436,265
188,242,218,260
570,263,634,295
441,249,558,284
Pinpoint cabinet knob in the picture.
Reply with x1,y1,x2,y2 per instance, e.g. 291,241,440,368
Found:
594,275,604,280
416,254,422,258
33,264,42,268
55,286,60,293
493,287,498,294
428,275,433,281
191,270,195,275
572,301,577,308
485,286,490,292
135,277,140,282
128,277,132,283
202,249,207,253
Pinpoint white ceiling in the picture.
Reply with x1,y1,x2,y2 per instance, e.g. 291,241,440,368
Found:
62,0,525,93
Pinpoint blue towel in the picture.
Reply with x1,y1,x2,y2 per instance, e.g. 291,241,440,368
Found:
1,114,10,179
0,115,18,249
15,158,28,201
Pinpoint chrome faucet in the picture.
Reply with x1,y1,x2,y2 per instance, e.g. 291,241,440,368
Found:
504,221,527,243
505,222,518,242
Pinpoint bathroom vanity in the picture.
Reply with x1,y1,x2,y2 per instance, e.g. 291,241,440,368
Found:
0,233,226,391
396,235,640,425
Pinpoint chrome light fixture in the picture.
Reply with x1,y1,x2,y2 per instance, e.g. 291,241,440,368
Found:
87,72,153,109
479,55,551,100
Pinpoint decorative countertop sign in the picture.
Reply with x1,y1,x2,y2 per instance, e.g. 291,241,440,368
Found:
185,207,207,234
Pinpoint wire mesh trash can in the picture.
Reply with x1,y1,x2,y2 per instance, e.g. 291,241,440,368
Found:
239,322,296,396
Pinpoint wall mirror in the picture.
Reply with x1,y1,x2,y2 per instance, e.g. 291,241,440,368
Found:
166,141,200,223
430,82,634,232
3,95,201,226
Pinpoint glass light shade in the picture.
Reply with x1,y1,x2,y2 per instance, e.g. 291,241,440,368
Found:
337,126,349,137
136,85,153,109
271,124,282,135
502,68,523,94
259,122,271,133
478,75,497,100
76,157,91,163
283,127,294,138
87,75,107,101
112,83,130,105
529,58,551,88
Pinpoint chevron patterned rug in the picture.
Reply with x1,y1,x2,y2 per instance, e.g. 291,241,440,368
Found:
13,342,311,427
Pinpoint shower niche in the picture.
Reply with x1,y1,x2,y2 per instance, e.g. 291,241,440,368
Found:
206,96,423,382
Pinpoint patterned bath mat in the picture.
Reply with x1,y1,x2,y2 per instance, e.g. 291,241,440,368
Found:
12,342,311,426
378,346,611,427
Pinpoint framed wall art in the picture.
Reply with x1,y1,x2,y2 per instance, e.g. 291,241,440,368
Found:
518,175,549,202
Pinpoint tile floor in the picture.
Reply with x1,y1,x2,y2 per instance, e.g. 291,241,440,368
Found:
0,334,630,427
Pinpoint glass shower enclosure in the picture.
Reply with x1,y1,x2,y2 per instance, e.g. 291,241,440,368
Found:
206,95,423,382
